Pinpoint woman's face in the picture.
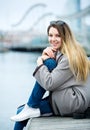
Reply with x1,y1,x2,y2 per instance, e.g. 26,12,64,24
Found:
48,27,62,50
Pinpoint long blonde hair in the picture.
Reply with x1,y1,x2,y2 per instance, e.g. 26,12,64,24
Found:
47,20,90,82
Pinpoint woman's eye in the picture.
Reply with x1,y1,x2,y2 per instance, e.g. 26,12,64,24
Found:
48,34,52,37
48,34,60,38
56,34,60,37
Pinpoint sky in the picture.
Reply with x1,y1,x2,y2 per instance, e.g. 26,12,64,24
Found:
0,0,90,31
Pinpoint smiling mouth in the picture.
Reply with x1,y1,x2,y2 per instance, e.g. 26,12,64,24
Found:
53,44,58,46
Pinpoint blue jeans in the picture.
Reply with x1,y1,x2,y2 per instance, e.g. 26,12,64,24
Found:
14,58,57,130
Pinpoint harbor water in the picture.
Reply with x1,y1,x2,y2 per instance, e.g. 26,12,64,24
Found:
0,51,41,130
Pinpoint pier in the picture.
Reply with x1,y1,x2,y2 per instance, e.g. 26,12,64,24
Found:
27,116,90,130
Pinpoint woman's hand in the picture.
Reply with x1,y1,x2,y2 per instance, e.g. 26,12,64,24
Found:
37,55,50,66
37,47,57,66
42,47,56,58
37,56,43,66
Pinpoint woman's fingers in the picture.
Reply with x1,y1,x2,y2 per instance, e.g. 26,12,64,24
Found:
42,47,55,58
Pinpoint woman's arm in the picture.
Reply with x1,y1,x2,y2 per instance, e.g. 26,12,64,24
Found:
33,56,73,91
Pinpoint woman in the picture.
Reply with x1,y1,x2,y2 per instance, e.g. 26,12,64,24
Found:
10,20,90,129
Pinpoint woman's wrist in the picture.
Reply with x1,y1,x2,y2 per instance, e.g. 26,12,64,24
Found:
37,56,43,66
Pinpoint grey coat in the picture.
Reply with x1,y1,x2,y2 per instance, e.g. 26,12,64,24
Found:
33,52,90,116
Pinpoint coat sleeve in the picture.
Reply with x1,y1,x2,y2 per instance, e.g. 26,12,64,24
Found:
33,56,73,91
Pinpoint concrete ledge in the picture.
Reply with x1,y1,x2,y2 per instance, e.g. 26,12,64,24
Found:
27,117,90,130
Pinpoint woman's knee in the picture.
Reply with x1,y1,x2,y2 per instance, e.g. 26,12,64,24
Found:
43,58,57,71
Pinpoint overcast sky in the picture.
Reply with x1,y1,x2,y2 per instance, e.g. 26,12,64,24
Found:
0,0,90,31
